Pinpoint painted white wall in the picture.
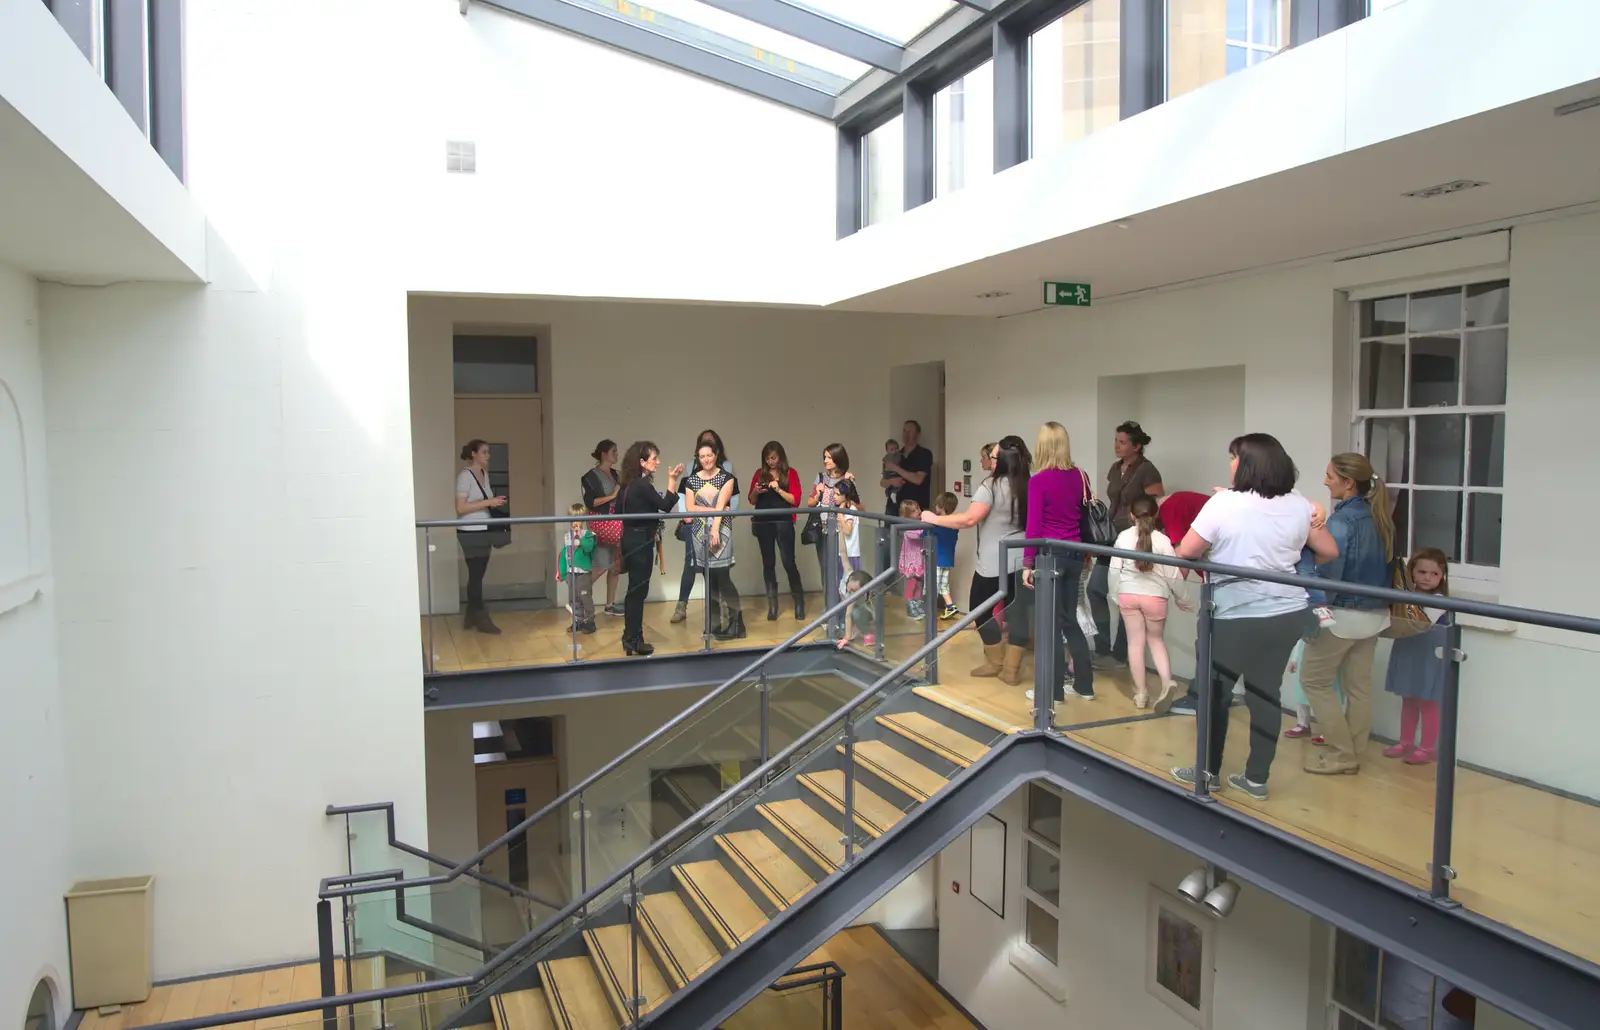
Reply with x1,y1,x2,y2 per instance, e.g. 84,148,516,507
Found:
1095,366,1246,497
0,262,71,1028
937,785,1318,1030
888,361,947,511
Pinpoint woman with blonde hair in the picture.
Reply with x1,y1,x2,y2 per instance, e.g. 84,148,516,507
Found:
1020,421,1096,703
1297,451,1396,776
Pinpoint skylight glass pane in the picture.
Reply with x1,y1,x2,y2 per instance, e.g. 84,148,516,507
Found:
622,0,869,86
790,0,958,44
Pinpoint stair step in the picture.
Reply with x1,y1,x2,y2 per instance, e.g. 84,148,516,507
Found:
758,799,845,871
798,770,904,838
913,685,1026,735
837,740,948,803
583,924,673,1020
492,989,555,1030
638,892,723,990
537,957,618,1030
715,830,816,909
673,861,768,951
877,710,991,768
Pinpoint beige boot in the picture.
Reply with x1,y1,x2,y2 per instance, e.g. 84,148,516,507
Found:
998,644,1027,687
971,643,1005,678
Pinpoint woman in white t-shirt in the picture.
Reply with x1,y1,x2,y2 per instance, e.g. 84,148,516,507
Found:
456,439,507,635
1167,434,1338,802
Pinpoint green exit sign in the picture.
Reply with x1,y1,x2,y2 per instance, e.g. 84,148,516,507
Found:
1044,282,1092,306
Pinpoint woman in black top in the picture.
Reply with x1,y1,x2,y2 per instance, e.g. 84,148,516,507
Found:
748,440,805,621
616,440,684,656
580,439,624,617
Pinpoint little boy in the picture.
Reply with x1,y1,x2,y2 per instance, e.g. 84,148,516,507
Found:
931,491,960,620
557,502,597,634
836,569,876,651
881,439,902,511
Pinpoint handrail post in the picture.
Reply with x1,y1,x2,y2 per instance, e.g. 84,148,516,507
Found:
830,968,844,1028
1192,578,1217,800
759,671,771,773
628,869,642,1028
577,795,589,905
317,899,337,1030
1430,619,1464,904
1033,549,1058,732
825,515,841,641
873,523,888,661
841,714,856,865
922,528,938,683
701,513,713,652
423,528,435,674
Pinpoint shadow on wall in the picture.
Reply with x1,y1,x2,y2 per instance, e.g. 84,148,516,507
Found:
0,377,36,610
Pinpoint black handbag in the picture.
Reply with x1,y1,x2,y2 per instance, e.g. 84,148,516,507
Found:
800,476,824,545
470,470,512,549
1078,470,1115,547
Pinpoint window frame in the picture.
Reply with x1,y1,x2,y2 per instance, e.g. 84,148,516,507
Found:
1348,275,1509,583
1325,927,1465,1030
1020,782,1064,966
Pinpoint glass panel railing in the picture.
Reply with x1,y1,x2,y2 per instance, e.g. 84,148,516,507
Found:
722,965,841,1028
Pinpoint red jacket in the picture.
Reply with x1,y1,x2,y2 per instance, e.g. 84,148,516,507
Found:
750,468,803,523
1159,492,1210,575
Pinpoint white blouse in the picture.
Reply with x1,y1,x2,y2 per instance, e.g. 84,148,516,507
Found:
1108,526,1184,599
456,468,492,530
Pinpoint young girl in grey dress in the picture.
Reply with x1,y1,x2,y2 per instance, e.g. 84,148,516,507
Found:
1382,548,1450,764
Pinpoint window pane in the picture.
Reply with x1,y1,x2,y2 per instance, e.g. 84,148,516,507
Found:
1407,336,1460,407
453,335,537,394
1024,839,1060,905
1364,417,1410,484
1467,493,1502,566
1027,783,1062,846
1336,1009,1370,1030
1167,0,1288,101
1028,0,1121,155
1463,328,1507,405
1358,341,1405,409
1331,931,1381,1020
1361,295,1405,337
1413,415,1464,486
1464,279,1510,326
1413,491,1463,560
863,116,904,227
1025,899,1059,964
1467,414,1505,487
1378,952,1435,1030
1407,287,1462,332
934,61,993,197
1388,488,1411,557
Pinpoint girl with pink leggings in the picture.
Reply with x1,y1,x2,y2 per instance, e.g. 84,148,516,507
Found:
1108,496,1193,709
1382,549,1450,764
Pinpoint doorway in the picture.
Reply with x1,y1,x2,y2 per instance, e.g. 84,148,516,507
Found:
889,362,947,512
474,716,563,946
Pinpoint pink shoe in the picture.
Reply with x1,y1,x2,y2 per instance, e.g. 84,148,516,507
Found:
863,634,875,646
1283,724,1310,739
1382,743,1411,758
1404,749,1436,765
1311,735,1327,746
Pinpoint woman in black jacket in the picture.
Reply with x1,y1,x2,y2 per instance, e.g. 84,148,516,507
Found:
616,440,684,656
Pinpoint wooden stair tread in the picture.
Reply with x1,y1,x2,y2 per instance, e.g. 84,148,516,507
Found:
758,799,844,871
798,771,904,838
912,685,1025,735
673,861,768,951
715,830,816,908
584,924,673,1019
492,989,555,1030
876,710,991,767
537,957,618,1030
638,892,723,989
836,740,948,803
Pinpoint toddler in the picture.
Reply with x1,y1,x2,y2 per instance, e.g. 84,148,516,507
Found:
931,491,960,620
1108,495,1191,709
557,502,597,634
881,439,902,509
898,499,926,619
1382,548,1450,764
836,569,876,651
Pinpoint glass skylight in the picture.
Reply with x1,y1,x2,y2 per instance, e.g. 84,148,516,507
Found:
788,0,959,44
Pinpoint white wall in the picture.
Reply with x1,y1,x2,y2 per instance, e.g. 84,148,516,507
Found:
937,785,1319,1030
1096,366,1246,497
0,262,71,1028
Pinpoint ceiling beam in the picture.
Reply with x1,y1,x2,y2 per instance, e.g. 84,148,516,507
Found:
952,0,1000,10
694,0,903,71
479,0,836,118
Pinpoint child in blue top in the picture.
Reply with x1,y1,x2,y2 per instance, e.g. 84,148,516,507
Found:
931,492,960,620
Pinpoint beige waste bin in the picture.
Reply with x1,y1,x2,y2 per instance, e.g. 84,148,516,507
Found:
65,877,154,1010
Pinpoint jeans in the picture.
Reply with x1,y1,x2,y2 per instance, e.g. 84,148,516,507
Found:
677,534,700,605
753,520,804,595
622,533,655,642
1204,609,1309,783
457,531,492,612
1054,566,1094,700
1088,556,1129,660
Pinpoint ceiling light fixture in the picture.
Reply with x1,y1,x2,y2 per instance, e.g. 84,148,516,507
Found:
1402,179,1486,200
975,290,1011,299
1113,219,1133,229
1555,94,1600,118
1177,865,1242,918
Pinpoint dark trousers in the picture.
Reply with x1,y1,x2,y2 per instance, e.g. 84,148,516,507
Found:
1054,566,1094,700
754,521,803,595
622,534,655,642
1203,609,1309,783
677,535,699,605
1088,556,1129,660
709,567,740,613
458,531,491,611
971,570,1030,647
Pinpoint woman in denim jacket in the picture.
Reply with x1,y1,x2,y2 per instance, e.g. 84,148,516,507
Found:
1298,452,1396,776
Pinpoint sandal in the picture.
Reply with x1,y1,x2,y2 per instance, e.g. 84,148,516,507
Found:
1283,724,1311,739
1382,743,1411,758
1133,690,1150,710
1403,748,1436,765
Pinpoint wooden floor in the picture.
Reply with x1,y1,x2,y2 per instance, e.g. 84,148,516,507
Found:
78,928,972,1030
917,630,1600,967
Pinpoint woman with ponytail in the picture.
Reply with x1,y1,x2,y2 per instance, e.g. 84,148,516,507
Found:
1297,452,1396,776
1108,494,1191,710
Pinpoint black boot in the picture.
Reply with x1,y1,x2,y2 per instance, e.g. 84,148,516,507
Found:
793,591,806,621
624,637,654,656
766,585,779,621
475,609,502,636
715,610,746,641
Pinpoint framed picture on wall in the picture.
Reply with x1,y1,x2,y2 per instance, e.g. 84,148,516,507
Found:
969,813,1006,919
1146,887,1216,1029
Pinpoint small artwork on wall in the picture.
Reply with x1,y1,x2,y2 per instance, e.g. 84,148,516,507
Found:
1146,887,1216,1028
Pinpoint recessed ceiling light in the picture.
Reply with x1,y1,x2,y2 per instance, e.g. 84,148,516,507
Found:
1555,94,1600,117
1402,179,1486,199
1113,219,1133,229
975,290,1011,299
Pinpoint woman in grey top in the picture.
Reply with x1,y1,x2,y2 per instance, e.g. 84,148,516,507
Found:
1088,420,1164,668
922,436,1032,676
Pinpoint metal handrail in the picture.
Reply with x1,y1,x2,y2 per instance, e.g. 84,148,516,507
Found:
330,523,914,903
417,504,923,530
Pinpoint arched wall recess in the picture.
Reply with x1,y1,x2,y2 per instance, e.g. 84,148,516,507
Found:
0,376,40,615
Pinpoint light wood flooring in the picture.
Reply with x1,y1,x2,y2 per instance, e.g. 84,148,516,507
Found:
76,960,412,1030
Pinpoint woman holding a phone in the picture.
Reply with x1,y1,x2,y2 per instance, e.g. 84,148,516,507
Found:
749,440,805,621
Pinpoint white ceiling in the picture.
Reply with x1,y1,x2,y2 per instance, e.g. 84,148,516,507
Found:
831,79,1600,317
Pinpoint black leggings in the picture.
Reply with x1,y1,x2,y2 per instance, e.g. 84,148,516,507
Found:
1204,609,1309,783
709,567,741,613
970,570,1030,647
754,521,803,594
458,532,491,611
622,534,655,642
1053,565,1093,700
